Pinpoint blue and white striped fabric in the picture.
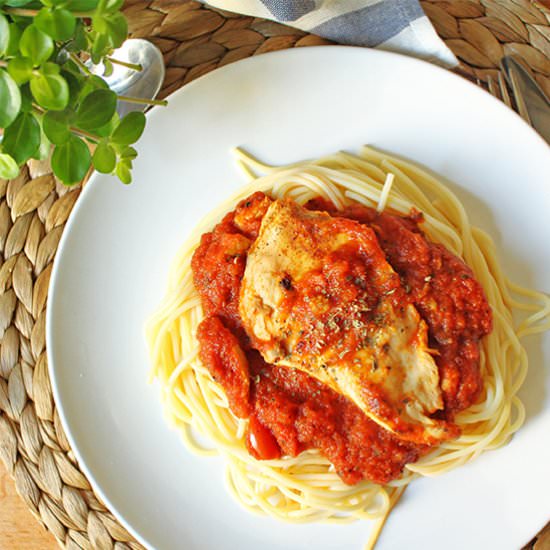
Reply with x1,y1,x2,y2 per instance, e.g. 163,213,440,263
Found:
203,0,458,67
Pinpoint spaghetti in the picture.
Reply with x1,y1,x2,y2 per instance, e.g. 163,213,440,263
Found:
146,147,550,546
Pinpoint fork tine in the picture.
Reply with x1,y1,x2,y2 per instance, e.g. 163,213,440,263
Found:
480,72,531,128
496,73,513,109
487,75,500,100
503,70,532,124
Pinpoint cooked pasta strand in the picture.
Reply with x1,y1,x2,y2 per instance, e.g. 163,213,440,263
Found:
145,147,549,547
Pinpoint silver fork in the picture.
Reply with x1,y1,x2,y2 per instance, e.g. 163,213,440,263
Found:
482,71,529,123
484,55,550,142
491,56,550,145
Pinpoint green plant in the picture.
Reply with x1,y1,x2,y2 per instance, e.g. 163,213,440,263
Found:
0,0,166,184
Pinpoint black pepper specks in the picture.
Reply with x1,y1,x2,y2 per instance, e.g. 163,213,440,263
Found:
280,276,293,290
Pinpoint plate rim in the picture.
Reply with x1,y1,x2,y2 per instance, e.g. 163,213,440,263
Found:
45,44,550,550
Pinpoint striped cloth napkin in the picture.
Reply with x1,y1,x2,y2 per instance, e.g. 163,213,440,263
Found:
202,0,458,67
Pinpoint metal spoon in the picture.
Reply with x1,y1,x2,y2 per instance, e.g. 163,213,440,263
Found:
88,38,166,116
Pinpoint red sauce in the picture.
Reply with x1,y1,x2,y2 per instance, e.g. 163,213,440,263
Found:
307,198,493,415
192,192,492,485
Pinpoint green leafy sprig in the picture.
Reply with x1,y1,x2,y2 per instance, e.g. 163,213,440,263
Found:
0,0,166,184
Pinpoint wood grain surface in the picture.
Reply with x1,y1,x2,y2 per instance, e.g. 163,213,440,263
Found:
0,460,57,550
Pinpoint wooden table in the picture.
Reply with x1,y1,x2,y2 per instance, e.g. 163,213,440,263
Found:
0,460,57,549
1,452,549,549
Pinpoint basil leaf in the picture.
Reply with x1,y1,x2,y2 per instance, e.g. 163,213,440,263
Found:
43,109,72,144
76,88,116,130
7,57,33,85
104,0,123,14
19,25,54,66
6,23,22,57
70,20,88,52
105,13,128,48
30,72,69,110
94,110,118,137
76,73,108,104
62,58,84,76
90,31,110,65
61,69,82,106
2,112,40,165
111,111,145,145
92,141,116,173
0,15,9,57
120,145,137,160
115,158,131,184
51,135,91,184
32,125,51,160
19,82,33,112
93,13,127,48
41,61,61,75
0,154,20,180
35,7,76,41
102,57,113,77
4,0,35,7
66,0,98,10
0,69,22,128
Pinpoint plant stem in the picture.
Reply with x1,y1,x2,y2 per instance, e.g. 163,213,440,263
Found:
107,57,143,72
2,6,94,16
71,127,100,142
117,95,168,107
69,53,92,76
2,7,38,16
31,105,98,142
32,104,45,115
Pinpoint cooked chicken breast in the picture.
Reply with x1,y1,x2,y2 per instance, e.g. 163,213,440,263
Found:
239,199,456,446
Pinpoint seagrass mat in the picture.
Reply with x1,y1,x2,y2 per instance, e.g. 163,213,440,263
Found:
0,1,549,549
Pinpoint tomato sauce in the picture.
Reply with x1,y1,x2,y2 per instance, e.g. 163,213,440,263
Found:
192,192,492,485
307,198,493,415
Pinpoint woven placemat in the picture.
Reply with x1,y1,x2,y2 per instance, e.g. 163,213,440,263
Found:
0,1,549,549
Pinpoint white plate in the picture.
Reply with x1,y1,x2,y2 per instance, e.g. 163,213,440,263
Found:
47,46,550,550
